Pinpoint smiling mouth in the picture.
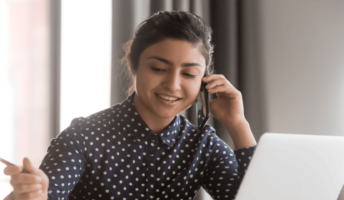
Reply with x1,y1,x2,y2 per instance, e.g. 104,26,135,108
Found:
156,94,181,102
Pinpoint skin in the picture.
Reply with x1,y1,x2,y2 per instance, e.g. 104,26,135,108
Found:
3,38,256,199
3,158,48,200
131,39,256,148
131,39,205,133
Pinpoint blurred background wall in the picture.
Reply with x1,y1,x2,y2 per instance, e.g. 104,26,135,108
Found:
259,0,344,137
0,0,343,199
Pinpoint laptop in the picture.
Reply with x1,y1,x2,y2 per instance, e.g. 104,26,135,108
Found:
235,133,344,200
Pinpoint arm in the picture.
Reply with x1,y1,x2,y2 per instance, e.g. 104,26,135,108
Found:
39,118,87,200
202,75,257,150
223,118,256,150
3,118,86,200
201,135,256,200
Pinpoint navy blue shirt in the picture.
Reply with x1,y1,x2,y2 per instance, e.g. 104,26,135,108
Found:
39,92,256,200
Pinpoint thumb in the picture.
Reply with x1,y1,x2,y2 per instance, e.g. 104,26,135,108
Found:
22,157,38,174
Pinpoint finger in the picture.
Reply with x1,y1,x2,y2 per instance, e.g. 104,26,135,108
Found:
208,86,241,99
205,78,226,90
22,157,38,175
207,86,228,95
13,183,42,195
15,189,43,200
11,173,42,186
202,74,226,83
4,165,22,176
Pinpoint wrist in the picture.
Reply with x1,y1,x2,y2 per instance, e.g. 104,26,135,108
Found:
223,116,247,129
224,118,257,150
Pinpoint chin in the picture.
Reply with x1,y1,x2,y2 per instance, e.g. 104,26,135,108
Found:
152,107,180,119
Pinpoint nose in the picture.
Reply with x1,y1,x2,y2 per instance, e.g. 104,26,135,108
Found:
162,71,181,91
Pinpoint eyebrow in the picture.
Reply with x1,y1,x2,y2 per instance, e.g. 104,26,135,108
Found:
147,56,204,68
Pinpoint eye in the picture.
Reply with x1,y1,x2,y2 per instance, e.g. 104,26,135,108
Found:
151,67,165,72
183,73,196,78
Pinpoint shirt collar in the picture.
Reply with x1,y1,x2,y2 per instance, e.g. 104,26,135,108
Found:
118,92,181,147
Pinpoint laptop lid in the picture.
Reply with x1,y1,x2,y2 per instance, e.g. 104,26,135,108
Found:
235,133,344,200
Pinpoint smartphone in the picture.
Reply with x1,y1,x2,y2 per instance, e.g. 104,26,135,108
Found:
197,78,210,131
0,157,29,173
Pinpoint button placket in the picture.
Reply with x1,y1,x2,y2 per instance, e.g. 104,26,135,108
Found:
146,137,157,199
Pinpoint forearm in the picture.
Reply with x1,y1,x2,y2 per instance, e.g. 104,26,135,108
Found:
224,118,257,150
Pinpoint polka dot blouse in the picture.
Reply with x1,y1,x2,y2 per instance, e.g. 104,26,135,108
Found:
39,92,256,200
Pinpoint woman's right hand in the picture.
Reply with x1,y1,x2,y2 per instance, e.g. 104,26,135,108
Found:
3,157,49,200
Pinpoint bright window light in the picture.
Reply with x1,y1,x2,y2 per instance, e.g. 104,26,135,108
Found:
60,0,111,131
0,1,13,198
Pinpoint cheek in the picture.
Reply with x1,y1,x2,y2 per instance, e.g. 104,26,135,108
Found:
183,80,201,101
135,69,160,94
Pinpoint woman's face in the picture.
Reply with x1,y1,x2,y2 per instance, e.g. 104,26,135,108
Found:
132,39,206,119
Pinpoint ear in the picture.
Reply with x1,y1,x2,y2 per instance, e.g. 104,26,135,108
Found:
126,54,135,75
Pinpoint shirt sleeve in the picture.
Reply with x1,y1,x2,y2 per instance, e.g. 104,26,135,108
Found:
201,135,256,200
39,118,87,200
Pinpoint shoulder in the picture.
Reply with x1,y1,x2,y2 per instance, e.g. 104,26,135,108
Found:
68,98,130,129
56,99,129,141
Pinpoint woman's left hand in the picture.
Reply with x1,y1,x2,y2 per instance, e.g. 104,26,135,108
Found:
202,74,245,125
202,74,257,149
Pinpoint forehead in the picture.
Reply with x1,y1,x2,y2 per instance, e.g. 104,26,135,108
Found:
140,39,206,67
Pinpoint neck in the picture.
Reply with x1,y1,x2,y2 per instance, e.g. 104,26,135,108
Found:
133,94,175,133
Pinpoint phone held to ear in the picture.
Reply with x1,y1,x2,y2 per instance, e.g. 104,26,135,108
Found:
197,80,210,131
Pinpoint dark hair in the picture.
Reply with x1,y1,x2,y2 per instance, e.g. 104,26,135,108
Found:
122,10,214,95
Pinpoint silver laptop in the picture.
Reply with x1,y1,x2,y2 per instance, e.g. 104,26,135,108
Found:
235,133,344,200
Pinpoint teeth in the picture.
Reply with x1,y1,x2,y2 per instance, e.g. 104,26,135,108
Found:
158,94,178,101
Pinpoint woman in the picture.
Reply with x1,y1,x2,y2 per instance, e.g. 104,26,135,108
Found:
4,11,257,200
